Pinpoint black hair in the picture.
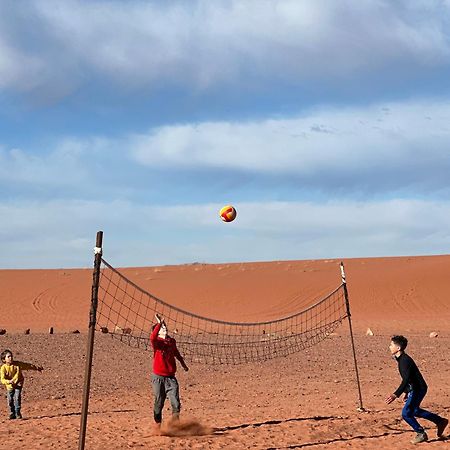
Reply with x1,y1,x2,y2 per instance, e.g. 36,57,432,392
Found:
1,349,13,362
391,335,408,351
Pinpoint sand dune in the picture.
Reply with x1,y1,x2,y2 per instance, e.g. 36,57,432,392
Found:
1,255,450,332
0,255,449,449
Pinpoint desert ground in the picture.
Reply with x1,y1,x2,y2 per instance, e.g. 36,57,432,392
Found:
0,255,449,449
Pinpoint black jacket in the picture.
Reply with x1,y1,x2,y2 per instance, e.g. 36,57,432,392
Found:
394,352,427,397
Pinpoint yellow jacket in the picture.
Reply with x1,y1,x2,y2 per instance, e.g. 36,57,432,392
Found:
0,362,40,391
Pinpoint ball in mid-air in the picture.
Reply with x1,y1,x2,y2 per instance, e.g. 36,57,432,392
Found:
219,205,237,222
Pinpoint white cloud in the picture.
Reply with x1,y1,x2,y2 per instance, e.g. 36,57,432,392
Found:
2,98,450,194
1,1,449,93
1,198,449,268
0,40,45,91
0,137,110,187
130,98,450,190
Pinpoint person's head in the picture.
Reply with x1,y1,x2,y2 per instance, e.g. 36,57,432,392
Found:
158,323,168,339
389,335,408,355
1,350,13,364
152,322,168,339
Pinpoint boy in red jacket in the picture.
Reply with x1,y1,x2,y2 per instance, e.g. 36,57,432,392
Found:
151,314,189,427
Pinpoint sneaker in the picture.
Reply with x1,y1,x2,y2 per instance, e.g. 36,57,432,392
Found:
16,412,22,419
411,432,428,444
437,417,448,438
9,413,16,420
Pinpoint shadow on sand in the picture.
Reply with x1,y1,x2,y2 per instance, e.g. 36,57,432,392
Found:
213,415,347,434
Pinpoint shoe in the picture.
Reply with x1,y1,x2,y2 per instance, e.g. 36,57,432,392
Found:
437,417,448,438
16,412,22,419
9,413,16,420
411,432,428,444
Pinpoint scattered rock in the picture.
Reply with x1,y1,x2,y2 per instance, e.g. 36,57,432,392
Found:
114,325,123,333
24,329,30,335
100,327,109,334
72,330,80,334
366,328,374,336
122,327,132,335
49,327,54,334
429,331,439,338
0,329,6,335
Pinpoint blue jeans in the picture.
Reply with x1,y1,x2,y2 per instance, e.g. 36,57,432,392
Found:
151,374,180,423
402,387,442,433
6,387,22,417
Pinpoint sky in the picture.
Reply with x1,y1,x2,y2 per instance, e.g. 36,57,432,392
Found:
1,0,450,269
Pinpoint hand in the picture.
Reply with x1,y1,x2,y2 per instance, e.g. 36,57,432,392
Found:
182,364,189,372
155,313,162,324
385,394,397,404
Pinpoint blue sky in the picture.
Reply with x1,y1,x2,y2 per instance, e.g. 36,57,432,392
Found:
1,0,450,269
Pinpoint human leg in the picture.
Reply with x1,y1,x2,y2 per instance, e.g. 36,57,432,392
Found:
14,387,22,418
151,374,166,423
402,390,426,433
403,389,430,444
410,387,447,438
165,376,181,419
412,390,448,428
6,389,16,419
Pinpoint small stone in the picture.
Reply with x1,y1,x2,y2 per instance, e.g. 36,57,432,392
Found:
100,326,109,334
429,331,439,338
366,328,374,336
0,329,6,335
49,327,54,334
71,329,80,334
24,329,31,335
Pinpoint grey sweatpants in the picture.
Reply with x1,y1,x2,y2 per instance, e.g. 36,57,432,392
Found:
151,374,181,423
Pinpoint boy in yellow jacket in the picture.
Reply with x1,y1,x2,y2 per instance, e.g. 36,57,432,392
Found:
1,349,43,419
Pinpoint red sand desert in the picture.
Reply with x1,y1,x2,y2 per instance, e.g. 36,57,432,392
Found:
0,255,449,449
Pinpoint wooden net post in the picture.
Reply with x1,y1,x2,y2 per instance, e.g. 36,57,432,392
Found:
79,231,103,450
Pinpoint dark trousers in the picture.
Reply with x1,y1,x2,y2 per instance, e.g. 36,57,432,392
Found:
402,388,442,433
151,374,181,423
6,387,22,416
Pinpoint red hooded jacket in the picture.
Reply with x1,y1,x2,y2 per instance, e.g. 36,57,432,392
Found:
150,323,184,377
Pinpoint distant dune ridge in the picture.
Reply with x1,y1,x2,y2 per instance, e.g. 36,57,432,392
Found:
1,254,450,334
1,255,449,449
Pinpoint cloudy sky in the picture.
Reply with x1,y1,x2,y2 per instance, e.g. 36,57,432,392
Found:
1,0,450,269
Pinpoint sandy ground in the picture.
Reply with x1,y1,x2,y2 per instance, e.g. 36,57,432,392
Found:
0,255,449,448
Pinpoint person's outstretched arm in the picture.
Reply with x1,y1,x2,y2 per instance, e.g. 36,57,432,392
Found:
151,314,165,349
17,361,44,372
386,358,412,404
393,359,412,398
174,344,189,371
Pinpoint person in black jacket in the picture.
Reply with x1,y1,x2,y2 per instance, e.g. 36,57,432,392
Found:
385,335,448,444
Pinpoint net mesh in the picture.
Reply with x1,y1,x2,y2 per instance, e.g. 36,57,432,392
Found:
97,259,348,364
